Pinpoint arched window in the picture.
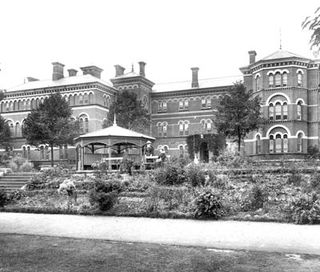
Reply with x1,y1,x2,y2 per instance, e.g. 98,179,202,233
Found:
163,122,168,137
206,98,211,108
79,114,89,134
283,134,288,153
201,97,206,108
15,122,21,137
157,123,163,137
179,122,184,136
206,120,212,132
297,72,303,87
297,101,302,120
256,135,261,154
255,75,260,90
40,146,44,160
297,133,303,152
27,146,30,160
275,73,281,87
179,100,184,110
282,72,288,87
184,122,189,135
89,93,93,104
269,135,274,153
275,102,282,120
84,94,89,104
79,94,83,104
184,99,189,109
283,102,288,120
268,74,274,87
22,146,27,158
7,121,14,136
275,134,282,153
269,103,274,121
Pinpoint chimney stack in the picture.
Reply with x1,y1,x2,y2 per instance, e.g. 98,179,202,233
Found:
26,77,39,82
68,69,78,77
114,65,125,77
138,61,146,77
191,67,199,88
80,65,103,79
52,62,65,81
248,50,257,64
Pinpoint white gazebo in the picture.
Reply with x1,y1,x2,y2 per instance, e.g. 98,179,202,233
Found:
74,120,155,171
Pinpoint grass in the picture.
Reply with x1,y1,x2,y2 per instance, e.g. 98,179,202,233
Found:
1,234,320,272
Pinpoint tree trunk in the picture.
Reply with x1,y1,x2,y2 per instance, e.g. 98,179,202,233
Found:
50,143,54,167
237,127,241,153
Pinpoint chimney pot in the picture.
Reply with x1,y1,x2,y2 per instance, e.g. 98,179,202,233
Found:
114,65,125,77
191,67,199,88
68,69,78,77
80,65,103,79
248,50,257,64
138,61,146,77
52,62,65,81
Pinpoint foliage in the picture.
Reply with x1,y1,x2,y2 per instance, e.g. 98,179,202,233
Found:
186,133,225,160
287,168,302,186
91,160,108,172
185,163,206,187
20,161,34,172
240,184,268,212
215,82,263,151
152,164,187,186
89,179,122,211
0,115,11,150
0,189,7,207
307,145,320,159
310,172,320,191
120,155,134,175
170,156,191,168
284,192,320,224
23,92,79,166
105,90,150,134
193,190,224,219
302,7,320,52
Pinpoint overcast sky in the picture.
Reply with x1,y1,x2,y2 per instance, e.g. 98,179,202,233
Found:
0,0,319,89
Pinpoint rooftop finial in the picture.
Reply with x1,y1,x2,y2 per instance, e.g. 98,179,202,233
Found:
131,63,134,72
113,114,117,126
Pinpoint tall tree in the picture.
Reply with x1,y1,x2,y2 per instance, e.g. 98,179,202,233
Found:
302,7,320,53
215,82,263,152
105,90,150,134
0,91,11,151
23,92,79,166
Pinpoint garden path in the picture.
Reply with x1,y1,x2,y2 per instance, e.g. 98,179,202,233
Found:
1,212,320,255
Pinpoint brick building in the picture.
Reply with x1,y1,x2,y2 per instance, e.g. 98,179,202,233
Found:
1,48,319,165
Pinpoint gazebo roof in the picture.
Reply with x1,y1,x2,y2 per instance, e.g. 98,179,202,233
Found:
75,122,155,141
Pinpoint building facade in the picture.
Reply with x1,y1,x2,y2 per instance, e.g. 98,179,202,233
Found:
1,48,319,165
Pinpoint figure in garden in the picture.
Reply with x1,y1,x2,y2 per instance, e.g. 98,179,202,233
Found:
58,179,77,207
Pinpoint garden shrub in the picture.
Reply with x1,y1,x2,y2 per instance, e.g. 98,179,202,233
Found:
287,169,302,186
8,161,18,172
20,161,34,172
185,163,206,187
212,174,229,189
193,190,224,219
310,172,320,191
152,164,186,186
240,184,268,212
89,179,122,211
284,192,320,224
0,189,7,207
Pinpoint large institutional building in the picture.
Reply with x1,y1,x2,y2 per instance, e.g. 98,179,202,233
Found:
1,48,319,165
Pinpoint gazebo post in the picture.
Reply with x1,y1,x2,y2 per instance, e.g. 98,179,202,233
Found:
108,138,112,170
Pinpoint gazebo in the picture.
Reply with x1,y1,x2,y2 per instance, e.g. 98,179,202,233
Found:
74,120,155,171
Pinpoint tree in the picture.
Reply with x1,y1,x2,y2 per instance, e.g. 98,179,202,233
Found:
302,7,320,53
215,82,263,152
23,92,79,166
105,90,150,134
0,91,11,151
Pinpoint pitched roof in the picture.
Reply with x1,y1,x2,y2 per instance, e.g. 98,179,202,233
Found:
76,122,155,140
261,50,307,61
7,74,113,92
153,75,242,93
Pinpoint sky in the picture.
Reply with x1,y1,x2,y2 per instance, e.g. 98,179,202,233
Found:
0,0,319,89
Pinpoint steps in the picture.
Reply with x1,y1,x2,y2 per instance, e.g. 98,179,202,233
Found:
0,173,35,192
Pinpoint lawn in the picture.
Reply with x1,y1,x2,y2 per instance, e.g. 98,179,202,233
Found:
1,234,320,272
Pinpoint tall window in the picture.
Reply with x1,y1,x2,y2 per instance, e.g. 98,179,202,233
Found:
297,133,303,152
283,102,288,120
206,98,211,108
84,94,89,104
275,134,282,153
275,73,281,87
256,135,261,154
179,122,184,136
79,94,83,104
283,135,288,153
269,135,274,153
297,72,303,87
15,122,21,137
269,103,274,121
157,124,163,137
184,99,189,109
79,114,89,134
201,97,206,108
179,100,184,110
163,123,167,137
282,73,288,87
275,102,282,120
268,74,274,87
255,75,260,90
297,101,302,120
178,121,189,136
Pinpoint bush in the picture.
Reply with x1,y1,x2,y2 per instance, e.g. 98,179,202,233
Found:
212,174,229,189
240,184,268,212
287,169,302,186
185,163,206,187
89,179,122,211
20,161,34,172
284,192,320,224
310,172,320,191
8,161,18,172
0,189,7,207
193,190,224,219
152,164,186,186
